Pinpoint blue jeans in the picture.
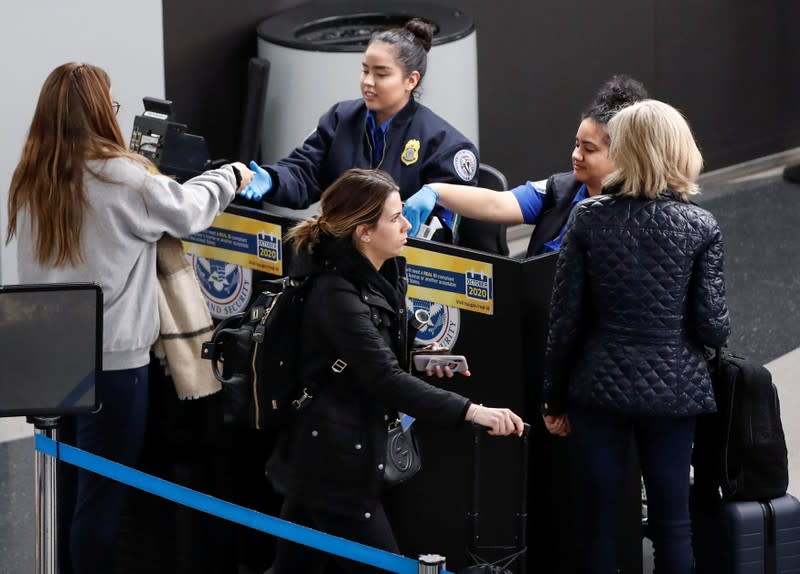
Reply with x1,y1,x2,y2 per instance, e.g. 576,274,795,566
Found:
70,366,149,574
569,408,696,574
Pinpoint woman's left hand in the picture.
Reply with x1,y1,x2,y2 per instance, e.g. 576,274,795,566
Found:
543,414,571,437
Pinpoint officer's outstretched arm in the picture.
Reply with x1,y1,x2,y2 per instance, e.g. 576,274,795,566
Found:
420,183,525,226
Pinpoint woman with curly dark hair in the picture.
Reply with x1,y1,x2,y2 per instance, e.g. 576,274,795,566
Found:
403,75,648,256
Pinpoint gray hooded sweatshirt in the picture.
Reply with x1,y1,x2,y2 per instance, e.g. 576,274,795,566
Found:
17,157,237,371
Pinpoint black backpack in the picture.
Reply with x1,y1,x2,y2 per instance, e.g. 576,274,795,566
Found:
694,349,789,502
200,275,316,429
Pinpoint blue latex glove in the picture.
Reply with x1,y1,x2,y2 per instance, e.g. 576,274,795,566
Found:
403,185,439,237
239,160,272,201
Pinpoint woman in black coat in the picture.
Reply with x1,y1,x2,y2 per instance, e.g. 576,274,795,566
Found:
541,100,731,574
266,168,524,574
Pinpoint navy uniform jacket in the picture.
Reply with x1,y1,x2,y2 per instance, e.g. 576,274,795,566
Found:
263,98,479,209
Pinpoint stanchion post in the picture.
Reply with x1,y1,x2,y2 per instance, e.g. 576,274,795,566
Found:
28,416,60,574
418,554,446,573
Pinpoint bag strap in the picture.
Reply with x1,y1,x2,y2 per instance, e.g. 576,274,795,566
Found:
713,346,739,498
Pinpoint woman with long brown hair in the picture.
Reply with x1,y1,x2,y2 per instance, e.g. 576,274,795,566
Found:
265,168,524,573
6,62,256,573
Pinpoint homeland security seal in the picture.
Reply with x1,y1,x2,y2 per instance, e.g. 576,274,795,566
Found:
401,139,421,166
453,149,477,181
406,297,460,349
190,255,252,319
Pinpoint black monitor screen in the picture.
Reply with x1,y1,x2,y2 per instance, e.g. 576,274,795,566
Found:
0,283,101,416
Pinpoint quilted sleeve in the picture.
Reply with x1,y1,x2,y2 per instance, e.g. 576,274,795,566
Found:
689,217,731,347
541,207,588,414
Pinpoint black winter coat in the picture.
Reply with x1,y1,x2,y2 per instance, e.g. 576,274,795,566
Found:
541,192,731,417
266,236,471,520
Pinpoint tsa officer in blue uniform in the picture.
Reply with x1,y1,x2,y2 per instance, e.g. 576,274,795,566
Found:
242,18,479,244
402,75,648,255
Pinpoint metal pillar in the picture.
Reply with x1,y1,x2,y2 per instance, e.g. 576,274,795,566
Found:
418,554,446,573
29,416,60,574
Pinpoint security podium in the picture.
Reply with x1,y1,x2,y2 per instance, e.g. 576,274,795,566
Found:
179,203,642,573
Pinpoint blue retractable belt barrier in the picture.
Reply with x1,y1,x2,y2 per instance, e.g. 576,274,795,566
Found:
35,435,453,574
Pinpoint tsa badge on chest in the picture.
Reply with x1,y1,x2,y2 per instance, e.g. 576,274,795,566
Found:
401,139,421,166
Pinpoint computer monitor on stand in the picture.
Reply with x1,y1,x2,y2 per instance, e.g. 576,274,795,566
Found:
0,283,102,574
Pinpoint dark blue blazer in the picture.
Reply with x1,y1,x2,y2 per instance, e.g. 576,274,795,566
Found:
263,98,479,209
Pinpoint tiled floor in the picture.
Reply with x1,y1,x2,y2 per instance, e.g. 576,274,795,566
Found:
0,435,34,570
2,165,800,573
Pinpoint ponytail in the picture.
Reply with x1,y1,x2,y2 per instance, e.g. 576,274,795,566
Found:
287,168,399,256
286,216,325,255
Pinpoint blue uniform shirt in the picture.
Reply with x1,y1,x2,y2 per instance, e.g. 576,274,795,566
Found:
365,110,394,167
511,180,589,253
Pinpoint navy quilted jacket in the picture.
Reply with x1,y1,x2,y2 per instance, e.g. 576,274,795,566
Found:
541,192,731,416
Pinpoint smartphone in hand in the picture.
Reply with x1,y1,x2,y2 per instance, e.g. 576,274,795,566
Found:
412,354,469,373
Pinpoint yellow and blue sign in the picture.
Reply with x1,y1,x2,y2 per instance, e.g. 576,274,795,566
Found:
405,247,494,315
182,213,283,276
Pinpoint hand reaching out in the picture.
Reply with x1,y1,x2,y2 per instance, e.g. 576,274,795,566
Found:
239,160,273,201
468,404,525,437
230,162,253,192
403,185,439,237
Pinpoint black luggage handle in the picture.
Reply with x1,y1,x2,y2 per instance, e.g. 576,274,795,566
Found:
468,422,530,573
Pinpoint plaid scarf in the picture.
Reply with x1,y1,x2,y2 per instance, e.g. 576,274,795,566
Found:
153,235,220,399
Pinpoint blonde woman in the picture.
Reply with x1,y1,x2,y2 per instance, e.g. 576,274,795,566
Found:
541,100,731,573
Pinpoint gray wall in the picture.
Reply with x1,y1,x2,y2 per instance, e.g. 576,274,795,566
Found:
162,0,800,184
0,1,166,284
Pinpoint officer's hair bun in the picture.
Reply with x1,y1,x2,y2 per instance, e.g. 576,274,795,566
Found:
584,75,649,125
405,18,434,52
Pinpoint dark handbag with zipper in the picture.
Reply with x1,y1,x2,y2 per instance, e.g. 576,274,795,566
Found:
383,419,422,486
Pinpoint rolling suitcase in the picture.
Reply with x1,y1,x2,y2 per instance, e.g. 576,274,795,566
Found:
724,495,800,573
459,423,530,574
694,494,800,573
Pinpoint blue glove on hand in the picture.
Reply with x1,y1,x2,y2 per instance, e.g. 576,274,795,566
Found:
240,160,272,201
403,185,439,237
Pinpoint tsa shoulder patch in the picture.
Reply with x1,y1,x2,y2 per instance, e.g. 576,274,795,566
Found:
453,149,477,181
401,139,421,166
